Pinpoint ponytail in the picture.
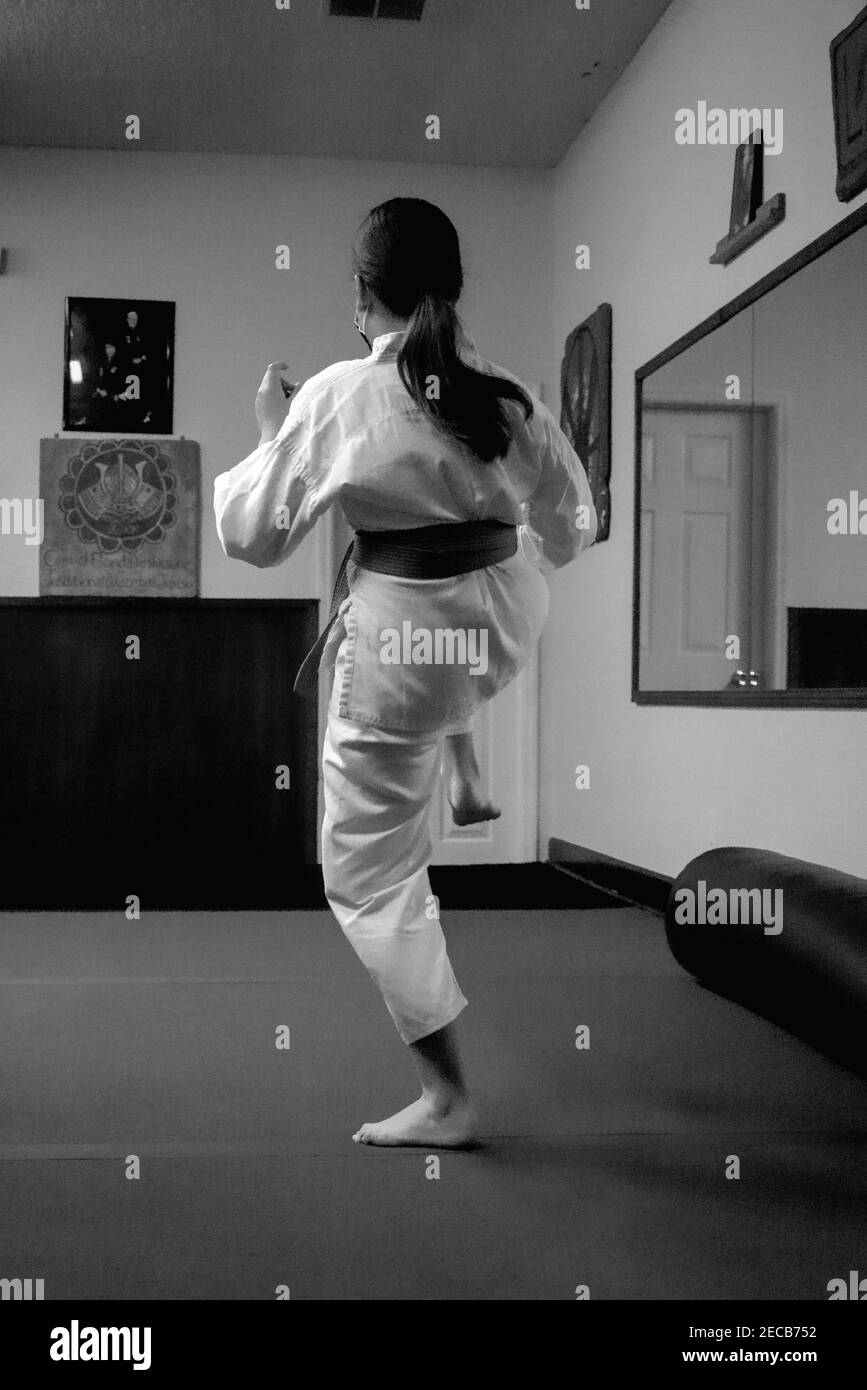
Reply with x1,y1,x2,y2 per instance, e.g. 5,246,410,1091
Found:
397,291,533,463
353,198,534,464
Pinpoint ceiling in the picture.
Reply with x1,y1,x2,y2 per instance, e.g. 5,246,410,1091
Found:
0,0,673,168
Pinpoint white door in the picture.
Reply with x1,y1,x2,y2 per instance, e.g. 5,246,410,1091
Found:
317,508,538,864
640,406,761,691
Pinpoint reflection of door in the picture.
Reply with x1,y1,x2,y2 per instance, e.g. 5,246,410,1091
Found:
641,406,766,691
321,509,538,864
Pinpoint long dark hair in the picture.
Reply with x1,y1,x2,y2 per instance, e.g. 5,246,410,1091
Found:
352,198,533,463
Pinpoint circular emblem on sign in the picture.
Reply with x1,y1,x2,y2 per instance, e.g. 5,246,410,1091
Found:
58,439,178,552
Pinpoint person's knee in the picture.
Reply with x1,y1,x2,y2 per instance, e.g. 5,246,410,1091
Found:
322,845,377,910
321,847,344,906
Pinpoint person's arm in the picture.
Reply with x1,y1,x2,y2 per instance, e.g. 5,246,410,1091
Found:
521,404,597,571
213,367,328,569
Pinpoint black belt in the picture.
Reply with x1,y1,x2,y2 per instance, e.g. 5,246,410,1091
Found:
292,519,518,698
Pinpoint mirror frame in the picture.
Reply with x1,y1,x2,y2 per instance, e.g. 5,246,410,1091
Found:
633,198,867,708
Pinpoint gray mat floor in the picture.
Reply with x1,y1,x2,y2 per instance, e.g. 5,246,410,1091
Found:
2,907,866,1299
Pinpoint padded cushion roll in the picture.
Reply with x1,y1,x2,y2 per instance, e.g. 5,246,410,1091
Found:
665,847,867,1077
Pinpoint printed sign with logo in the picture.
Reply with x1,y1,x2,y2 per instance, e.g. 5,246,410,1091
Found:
38,437,200,597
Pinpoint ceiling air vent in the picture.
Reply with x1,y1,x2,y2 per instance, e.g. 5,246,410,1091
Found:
329,0,426,18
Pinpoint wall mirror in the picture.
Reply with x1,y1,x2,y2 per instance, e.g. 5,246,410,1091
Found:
634,201,867,706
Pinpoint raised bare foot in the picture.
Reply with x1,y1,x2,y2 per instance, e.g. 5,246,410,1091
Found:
448,776,501,827
353,1094,479,1148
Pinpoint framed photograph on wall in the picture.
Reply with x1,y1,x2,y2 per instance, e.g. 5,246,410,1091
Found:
831,4,867,202
560,302,612,543
63,297,175,433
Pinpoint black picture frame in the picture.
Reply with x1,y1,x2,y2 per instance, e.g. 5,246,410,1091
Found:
729,129,764,237
560,302,612,543
63,297,175,434
831,3,867,203
633,196,867,709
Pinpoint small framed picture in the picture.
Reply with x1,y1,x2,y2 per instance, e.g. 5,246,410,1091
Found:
63,297,175,433
831,4,867,202
560,302,612,543
729,129,764,237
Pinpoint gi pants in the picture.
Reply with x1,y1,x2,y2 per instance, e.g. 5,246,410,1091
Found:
321,642,469,1045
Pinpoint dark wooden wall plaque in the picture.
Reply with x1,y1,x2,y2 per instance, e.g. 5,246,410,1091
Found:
831,4,867,202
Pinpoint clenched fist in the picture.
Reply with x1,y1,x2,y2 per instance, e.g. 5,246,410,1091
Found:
255,361,297,443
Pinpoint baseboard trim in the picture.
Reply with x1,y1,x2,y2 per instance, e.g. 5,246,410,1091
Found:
548,838,673,914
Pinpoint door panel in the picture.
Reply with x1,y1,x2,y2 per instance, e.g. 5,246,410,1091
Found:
641,407,754,691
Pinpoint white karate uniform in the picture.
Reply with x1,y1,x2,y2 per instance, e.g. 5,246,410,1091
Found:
214,328,596,1043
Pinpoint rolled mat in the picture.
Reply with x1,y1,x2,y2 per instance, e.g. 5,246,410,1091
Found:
665,847,867,1078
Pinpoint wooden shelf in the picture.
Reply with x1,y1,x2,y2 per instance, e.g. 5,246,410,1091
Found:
710,193,787,266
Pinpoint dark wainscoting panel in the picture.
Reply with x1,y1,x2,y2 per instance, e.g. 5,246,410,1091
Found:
0,599,319,910
548,838,672,914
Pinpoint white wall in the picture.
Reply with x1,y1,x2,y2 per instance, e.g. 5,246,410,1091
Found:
542,0,867,878
0,148,553,598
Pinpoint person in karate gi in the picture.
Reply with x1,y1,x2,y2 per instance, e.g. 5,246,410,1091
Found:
214,198,596,1148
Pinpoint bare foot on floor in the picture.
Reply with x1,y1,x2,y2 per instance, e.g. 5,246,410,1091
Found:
353,1095,479,1148
448,777,501,827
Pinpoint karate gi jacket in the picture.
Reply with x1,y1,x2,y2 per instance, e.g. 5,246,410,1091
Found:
214,329,596,732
